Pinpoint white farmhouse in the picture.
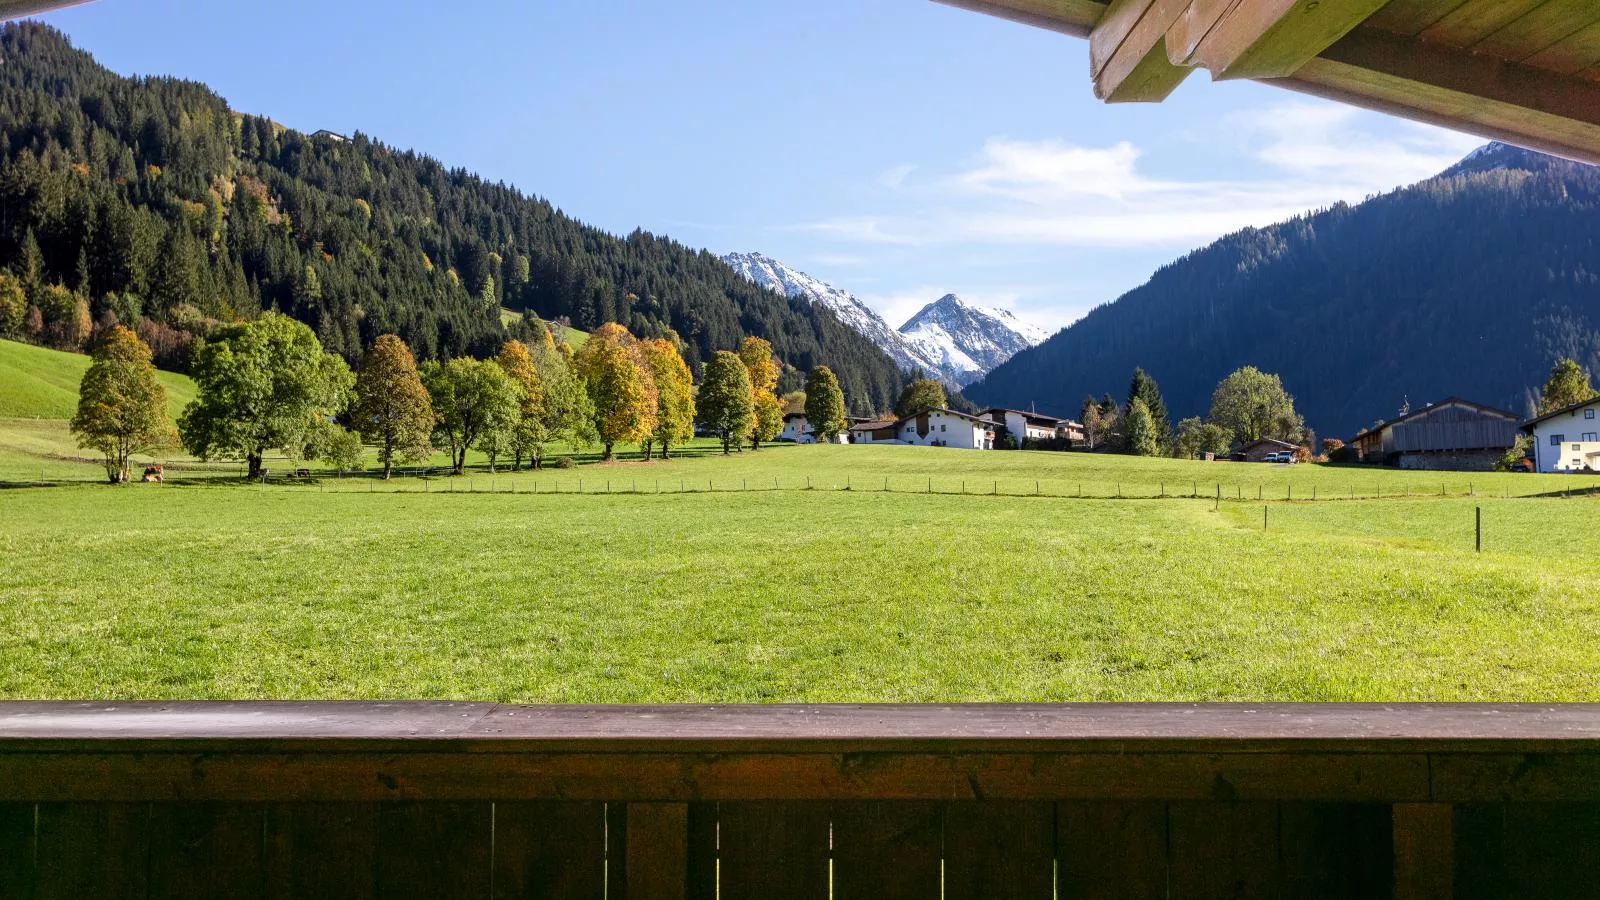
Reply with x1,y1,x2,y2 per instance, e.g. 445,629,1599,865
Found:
891,408,996,450
979,407,1084,447
779,412,849,444
1522,398,1600,473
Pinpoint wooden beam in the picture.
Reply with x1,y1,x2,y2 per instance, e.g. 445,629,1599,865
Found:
1285,25,1600,165
1179,0,1392,80
0,0,91,17
930,0,1108,38
1091,0,1194,102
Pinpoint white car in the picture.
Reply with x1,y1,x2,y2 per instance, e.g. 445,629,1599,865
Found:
1263,451,1296,464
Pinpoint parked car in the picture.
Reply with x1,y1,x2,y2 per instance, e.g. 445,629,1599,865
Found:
1263,451,1295,464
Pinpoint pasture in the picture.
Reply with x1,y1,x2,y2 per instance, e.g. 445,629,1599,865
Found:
2,445,1598,702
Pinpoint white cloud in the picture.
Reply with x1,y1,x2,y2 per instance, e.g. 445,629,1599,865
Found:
877,163,918,190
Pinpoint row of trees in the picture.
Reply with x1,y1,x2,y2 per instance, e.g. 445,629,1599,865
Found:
1079,366,1308,459
70,309,857,482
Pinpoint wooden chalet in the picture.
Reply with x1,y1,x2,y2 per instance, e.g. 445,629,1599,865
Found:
934,0,1600,164
1352,397,1521,470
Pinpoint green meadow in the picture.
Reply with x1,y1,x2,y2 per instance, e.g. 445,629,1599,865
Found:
4,338,1599,702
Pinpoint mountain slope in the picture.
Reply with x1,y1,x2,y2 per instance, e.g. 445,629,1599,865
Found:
965,143,1600,438
0,338,194,419
899,294,1050,386
0,23,905,413
724,253,1046,387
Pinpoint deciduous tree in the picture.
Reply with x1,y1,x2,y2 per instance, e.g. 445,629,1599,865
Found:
804,366,847,444
179,313,353,479
1124,399,1160,457
700,351,755,454
574,322,658,461
1208,367,1303,444
420,357,521,474
639,338,695,460
71,326,170,483
496,339,545,471
1175,416,1233,459
0,272,25,337
352,334,435,479
894,378,947,419
1539,358,1597,414
739,337,781,450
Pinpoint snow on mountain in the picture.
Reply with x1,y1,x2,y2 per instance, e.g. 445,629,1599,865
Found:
898,294,1050,384
723,252,1049,388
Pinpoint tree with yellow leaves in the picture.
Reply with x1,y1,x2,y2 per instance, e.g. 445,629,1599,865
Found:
639,338,696,460
574,322,657,461
71,326,170,483
739,336,783,451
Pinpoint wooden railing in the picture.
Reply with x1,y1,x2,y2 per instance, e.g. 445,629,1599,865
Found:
2,702,1599,898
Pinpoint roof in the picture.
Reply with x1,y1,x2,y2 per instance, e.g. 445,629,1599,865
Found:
894,407,998,428
979,407,1067,425
1239,438,1298,451
1352,397,1522,442
849,420,897,432
0,0,91,19
934,0,1600,165
783,412,806,421
1521,396,1600,430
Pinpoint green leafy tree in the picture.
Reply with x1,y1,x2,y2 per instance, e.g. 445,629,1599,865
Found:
751,392,783,450
1208,366,1303,444
700,351,755,454
352,335,435,479
1124,398,1160,456
894,378,948,419
71,326,170,483
1539,358,1598,414
179,312,354,479
528,335,595,467
300,419,365,473
1127,368,1172,452
639,338,696,460
1175,416,1233,459
0,271,25,337
1079,396,1104,450
804,366,847,443
421,357,521,475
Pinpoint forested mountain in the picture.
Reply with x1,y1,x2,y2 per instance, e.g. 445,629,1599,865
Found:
0,23,905,413
965,143,1600,438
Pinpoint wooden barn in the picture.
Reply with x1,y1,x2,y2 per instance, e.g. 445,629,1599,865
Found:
1352,398,1520,471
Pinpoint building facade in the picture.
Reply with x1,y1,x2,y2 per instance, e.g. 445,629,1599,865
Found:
1351,398,1521,471
1524,398,1600,473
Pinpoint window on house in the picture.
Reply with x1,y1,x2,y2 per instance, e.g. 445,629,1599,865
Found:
1552,435,1565,446
1584,433,1599,443
941,424,947,432
1588,409,1597,419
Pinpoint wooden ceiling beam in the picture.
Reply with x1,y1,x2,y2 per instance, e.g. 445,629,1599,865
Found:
1288,26,1600,164
929,0,1109,39
1090,0,1193,101
1177,0,1392,80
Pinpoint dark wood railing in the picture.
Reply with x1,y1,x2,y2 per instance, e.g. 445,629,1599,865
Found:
2,702,1599,898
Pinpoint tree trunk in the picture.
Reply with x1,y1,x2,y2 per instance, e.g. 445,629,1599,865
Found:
603,442,615,462
382,458,393,480
453,448,465,476
642,441,653,462
721,433,731,455
247,453,264,481
661,440,671,461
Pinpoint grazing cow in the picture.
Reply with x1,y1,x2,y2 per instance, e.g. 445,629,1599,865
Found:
142,465,165,483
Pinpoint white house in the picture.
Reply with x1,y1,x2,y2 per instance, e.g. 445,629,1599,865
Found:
849,420,901,444
892,408,996,450
779,412,849,444
1523,398,1600,473
979,407,1083,447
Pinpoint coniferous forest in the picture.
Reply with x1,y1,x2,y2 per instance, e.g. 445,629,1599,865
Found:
967,143,1600,438
0,23,906,413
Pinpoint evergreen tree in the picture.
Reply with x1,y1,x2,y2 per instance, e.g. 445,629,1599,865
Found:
1127,367,1171,452
351,334,435,479
71,325,170,483
804,366,848,444
1539,358,1597,413
178,312,354,479
1124,398,1159,457
700,351,755,454
894,378,948,419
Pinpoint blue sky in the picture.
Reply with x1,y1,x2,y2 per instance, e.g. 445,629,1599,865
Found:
39,0,1483,333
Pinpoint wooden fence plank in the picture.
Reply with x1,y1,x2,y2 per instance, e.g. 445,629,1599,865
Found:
619,802,687,900
0,803,32,900
1280,803,1392,900
1502,803,1600,900
146,803,266,900
375,802,492,900
943,801,1055,900
714,802,830,900
1056,801,1167,900
1395,803,1455,900
1451,804,1502,900
35,802,148,900
1168,802,1279,900
831,801,942,900
493,801,607,900
686,803,718,900
264,803,377,900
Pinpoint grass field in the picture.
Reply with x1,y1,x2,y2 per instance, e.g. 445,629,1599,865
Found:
2,449,1598,701
5,336,1599,702
0,338,195,419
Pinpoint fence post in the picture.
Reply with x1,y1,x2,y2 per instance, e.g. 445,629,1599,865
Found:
1476,506,1482,553
1264,506,1269,531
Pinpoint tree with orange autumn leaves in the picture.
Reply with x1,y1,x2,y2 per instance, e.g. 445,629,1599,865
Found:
573,323,658,461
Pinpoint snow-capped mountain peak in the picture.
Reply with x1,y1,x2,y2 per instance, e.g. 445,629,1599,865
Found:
722,253,1049,388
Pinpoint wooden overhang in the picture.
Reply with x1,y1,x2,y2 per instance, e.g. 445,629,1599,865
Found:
0,0,90,18
934,0,1600,165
